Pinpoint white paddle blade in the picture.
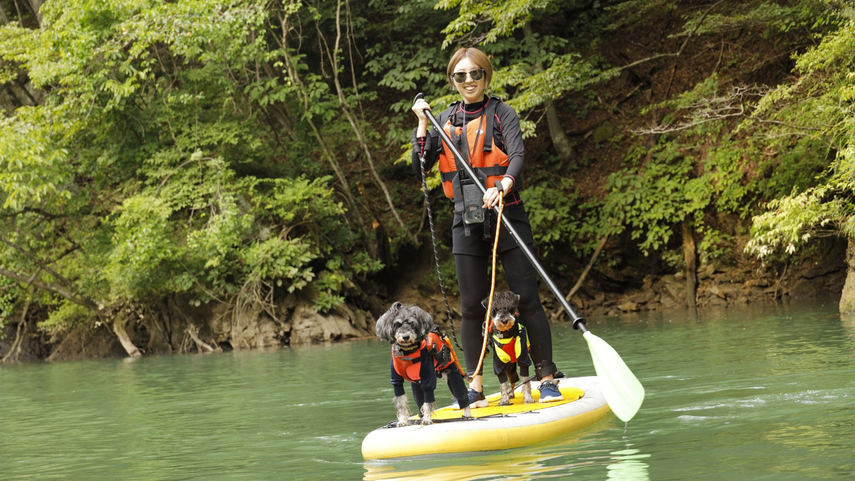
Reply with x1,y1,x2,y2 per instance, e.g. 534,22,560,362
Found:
583,331,645,422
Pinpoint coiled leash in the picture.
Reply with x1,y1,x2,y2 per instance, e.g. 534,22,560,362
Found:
473,183,505,379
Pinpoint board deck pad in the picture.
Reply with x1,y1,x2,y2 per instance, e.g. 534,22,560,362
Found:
421,383,585,421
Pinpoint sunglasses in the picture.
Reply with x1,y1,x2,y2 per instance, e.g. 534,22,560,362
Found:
451,69,485,84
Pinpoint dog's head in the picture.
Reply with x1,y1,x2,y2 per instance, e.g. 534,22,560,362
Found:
482,291,520,332
375,302,434,350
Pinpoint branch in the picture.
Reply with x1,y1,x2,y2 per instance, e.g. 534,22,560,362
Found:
0,266,98,310
664,0,727,99
615,0,727,94
551,236,608,320
1,268,38,363
321,0,418,246
0,234,79,293
633,85,769,134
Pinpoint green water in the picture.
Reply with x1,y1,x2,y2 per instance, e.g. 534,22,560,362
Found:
2,300,854,480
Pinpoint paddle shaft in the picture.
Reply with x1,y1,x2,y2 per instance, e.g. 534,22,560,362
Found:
417,97,587,331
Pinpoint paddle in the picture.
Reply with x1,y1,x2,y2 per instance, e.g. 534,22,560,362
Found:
413,93,645,422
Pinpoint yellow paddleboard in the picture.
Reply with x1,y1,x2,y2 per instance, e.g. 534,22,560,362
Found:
362,376,611,460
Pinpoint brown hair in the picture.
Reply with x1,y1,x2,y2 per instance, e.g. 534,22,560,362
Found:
446,47,493,90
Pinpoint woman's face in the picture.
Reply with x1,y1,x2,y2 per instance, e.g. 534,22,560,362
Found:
451,57,486,105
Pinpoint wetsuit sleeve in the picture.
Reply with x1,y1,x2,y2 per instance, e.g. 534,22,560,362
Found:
390,358,406,397
495,102,525,190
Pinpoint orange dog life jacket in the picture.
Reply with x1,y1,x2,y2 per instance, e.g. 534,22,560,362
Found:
392,331,463,382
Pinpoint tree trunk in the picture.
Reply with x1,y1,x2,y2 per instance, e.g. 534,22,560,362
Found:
27,0,42,26
524,24,574,163
839,237,855,315
682,221,698,309
275,9,378,259
112,312,142,358
546,100,574,161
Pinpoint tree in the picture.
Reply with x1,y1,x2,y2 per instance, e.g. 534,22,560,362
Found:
745,8,855,313
0,0,387,358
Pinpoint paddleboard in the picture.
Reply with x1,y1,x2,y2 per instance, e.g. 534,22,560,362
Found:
362,376,610,460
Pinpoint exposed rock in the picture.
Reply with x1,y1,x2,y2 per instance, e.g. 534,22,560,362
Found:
618,301,639,312
233,312,286,349
838,239,855,315
289,304,365,344
47,323,126,361
708,284,726,299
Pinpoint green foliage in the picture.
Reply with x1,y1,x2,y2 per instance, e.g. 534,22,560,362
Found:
0,280,18,335
603,146,699,253
104,195,178,300
523,178,581,255
0,0,395,337
746,11,855,258
0,106,73,210
437,0,551,47
0,0,850,354
39,301,91,335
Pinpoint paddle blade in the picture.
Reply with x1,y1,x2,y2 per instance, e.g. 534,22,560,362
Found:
583,331,645,422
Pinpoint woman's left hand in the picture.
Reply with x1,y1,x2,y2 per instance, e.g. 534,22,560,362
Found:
483,178,514,209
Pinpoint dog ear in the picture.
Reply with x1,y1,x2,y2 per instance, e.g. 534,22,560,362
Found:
375,310,394,342
481,296,490,309
413,306,434,336
513,293,520,305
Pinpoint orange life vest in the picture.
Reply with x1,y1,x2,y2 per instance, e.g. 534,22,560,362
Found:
437,98,509,199
392,331,463,383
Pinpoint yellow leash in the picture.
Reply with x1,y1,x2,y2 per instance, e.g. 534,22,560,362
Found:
473,191,505,379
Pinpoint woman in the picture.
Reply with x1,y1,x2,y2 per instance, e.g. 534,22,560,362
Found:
411,47,563,404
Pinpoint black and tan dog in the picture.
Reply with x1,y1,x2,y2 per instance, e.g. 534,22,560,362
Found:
375,302,471,426
482,291,535,406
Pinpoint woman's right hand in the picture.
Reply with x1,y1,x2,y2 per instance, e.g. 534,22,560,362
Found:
412,98,431,122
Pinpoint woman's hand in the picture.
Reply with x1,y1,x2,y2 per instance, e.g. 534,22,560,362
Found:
483,177,514,209
412,98,431,137
412,98,431,122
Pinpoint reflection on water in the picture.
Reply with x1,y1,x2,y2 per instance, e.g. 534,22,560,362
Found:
364,452,581,481
1,299,854,479
364,443,652,481
607,447,650,481
362,421,617,480
840,313,855,343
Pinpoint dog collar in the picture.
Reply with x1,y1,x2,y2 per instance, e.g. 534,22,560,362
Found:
393,342,421,357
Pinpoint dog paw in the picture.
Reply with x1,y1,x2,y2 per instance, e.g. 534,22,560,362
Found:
419,417,433,426
498,398,511,407
524,395,535,404
395,420,410,427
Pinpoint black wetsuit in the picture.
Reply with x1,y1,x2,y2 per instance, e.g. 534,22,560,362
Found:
412,95,556,379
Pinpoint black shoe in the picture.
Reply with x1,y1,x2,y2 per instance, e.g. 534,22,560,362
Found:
453,388,486,409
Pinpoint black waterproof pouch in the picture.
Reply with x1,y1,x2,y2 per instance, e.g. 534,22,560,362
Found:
461,182,485,225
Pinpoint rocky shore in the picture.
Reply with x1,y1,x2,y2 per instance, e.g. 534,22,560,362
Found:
1,238,846,363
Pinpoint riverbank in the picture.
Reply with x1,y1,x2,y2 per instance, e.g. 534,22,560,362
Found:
3,234,844,363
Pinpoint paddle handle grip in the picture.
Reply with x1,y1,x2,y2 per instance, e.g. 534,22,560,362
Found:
415,92,587,330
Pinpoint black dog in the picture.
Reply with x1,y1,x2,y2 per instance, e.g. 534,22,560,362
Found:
482,291,535,405
375,302,471,425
